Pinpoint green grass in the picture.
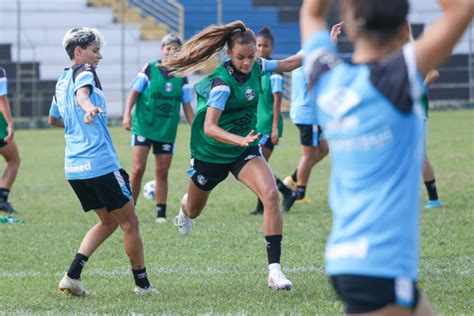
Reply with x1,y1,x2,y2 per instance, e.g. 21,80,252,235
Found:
0,110,473,315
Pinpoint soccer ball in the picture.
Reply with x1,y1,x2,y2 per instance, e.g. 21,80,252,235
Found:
143,180,156,201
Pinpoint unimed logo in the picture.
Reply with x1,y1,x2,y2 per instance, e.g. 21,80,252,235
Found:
65,161,92,173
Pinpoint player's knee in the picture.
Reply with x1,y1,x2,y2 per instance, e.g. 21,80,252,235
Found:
155,169,169,181
131,164,146,177
261,186,279,207
120,215,140,234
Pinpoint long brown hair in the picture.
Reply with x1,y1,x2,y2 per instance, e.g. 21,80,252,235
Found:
162,20,256,76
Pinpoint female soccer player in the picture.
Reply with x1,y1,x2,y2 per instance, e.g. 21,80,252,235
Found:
163,20,302,290
49,27,157,296
422,69,442,209
251,27,293,215
123,33,194,223
301,0,472,314
0,68,20,214
282,22,341,207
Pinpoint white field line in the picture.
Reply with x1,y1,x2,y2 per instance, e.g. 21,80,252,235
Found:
0,265,325,279
1,256,472,279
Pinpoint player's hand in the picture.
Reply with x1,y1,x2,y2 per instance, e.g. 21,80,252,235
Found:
240,130,261,147
330,21,343,43
122,114,131,130
271,128,279,145
84,107,103,124
3,125,14,143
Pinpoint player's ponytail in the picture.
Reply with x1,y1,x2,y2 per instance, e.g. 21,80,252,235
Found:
163,20,256,76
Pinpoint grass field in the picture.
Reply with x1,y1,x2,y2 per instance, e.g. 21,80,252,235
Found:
0,110,473,315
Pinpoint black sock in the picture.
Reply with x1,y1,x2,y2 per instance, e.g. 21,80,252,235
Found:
256,199,264,211
132,267,151,288
67,253,89,280
295,186,306,200
291,169,297,182
156,204,167,218
424,180,438,201
0,188,10,203
265,235,282,264
276,177,292,195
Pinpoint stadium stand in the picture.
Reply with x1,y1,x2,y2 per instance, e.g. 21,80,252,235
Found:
0,0,164,118
0,0,471,120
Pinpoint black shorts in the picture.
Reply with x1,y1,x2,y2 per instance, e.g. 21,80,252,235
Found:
131,134,174,155
296,124,322,147
330,275,420,314
187,146,262,191
0,140,7,148
68,169,133,212
258,134,275,151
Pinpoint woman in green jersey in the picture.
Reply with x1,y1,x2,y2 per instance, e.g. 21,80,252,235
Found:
163,20,302,290
421,69,442,208
0,68,20,214
250,27,295,215
123,33,194,223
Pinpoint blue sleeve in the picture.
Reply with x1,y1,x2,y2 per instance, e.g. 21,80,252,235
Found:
130,74,149,94
261,59,278,75
74,70,95,95
0,69,7,96
49,96,62,119
182,78,193,104
207,83,230,111
303,30,340,87
270,73,283,94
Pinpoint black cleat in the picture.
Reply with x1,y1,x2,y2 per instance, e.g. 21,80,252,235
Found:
282,191,298,212
0,201,17,214
249,209,263,215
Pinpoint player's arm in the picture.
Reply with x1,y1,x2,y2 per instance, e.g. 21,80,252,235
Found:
415,0,473,76
270,73,283,145
76,86,102,124
48,95,64,127
48,116,64,127
182,103,194,124
274,54,303,73
0,95,14,142
204,107,259,147
300,0,332,45
424,69,439,87
123,89,139,130
181,77,194,124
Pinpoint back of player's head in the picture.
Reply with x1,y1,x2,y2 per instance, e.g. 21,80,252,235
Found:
162,20,256,75
161,33,182,47
62,27,105,60
341,0,409,43
257,27,274,44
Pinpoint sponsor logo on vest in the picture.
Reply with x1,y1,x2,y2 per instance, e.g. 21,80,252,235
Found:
245,87,255,101
196,175,208,186
325,237,368,260
165,82,173,92
65,161,92,173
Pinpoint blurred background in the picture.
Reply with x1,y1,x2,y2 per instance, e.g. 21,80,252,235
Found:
0,0,472,127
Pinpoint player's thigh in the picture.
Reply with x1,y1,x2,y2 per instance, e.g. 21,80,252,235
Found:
0,140,19,163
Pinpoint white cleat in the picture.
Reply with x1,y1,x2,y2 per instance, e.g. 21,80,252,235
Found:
268,265,293,291
133,285,160,295
173,194,193,235
173,209,193,235
58,273,87,297
155,217,167,224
